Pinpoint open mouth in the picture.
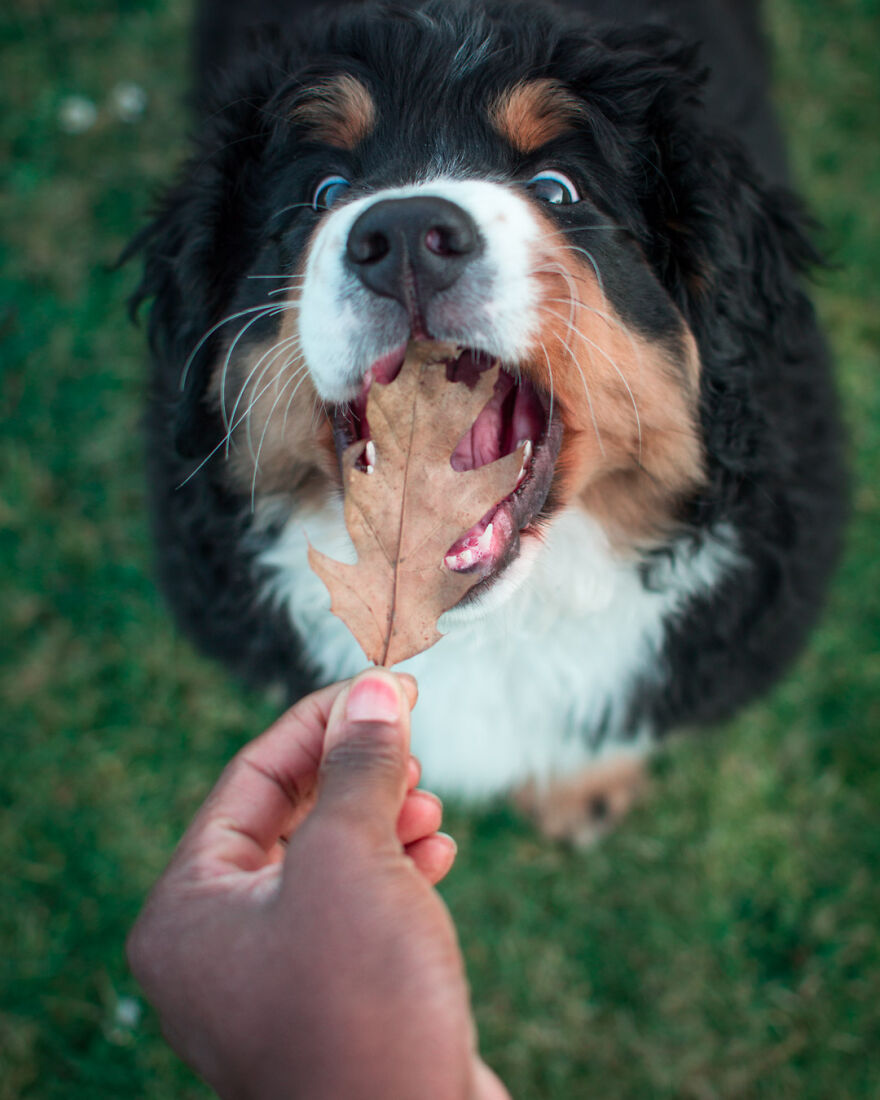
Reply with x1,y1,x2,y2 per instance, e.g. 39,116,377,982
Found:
330,344,563,589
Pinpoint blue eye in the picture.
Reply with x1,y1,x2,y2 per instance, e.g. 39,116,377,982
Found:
312,175,351,211
525,171,580,205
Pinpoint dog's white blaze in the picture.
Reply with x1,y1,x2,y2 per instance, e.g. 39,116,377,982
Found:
256,505,739,798
299,178,542,401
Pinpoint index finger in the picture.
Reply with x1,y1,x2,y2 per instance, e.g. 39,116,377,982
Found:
174,674,417,875
176,680,350,874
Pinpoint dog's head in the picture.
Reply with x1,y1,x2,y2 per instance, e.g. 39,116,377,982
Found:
135,0,810,607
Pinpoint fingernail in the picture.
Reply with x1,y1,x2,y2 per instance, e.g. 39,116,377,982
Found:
346,676,401,724
436,831,458,853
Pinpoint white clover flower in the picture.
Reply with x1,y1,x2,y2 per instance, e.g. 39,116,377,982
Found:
58,95,98,134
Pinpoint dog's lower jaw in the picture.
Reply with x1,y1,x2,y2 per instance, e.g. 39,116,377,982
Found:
256,502,740,810
437,530,545,628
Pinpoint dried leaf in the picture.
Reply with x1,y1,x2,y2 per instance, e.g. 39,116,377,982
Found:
309,341,524,666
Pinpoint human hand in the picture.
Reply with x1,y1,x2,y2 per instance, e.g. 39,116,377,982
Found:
127,670,509,1100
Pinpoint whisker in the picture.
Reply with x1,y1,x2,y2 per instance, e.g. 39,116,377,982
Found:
540,294,643,359
559,221,620,233
232,337,303,459
543,261,580,342
175,362,293,490
245,359,306,462
281,362,314,435
267,284,304,297
180,300,292,391
536,337,555,429
269,201,317,221
218,301,302,433
537,305,606,459
540,303,642,463
556,244,606,301
310,396,329,436
224,336,303,462
531,253,647,405
222,322,300,442
231,361,294,462
550,293,647,395
250,368,311,510
225,332,301,444
529,253,609,312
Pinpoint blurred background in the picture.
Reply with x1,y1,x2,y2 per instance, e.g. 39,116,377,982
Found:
2,1,879,1096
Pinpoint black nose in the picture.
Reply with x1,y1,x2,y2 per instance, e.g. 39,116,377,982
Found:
345,196,482,312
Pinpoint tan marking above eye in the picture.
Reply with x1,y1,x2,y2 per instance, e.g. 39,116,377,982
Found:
290,75,376,150
490,78,587,154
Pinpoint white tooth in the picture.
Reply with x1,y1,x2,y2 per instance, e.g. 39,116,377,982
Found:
515,440,533,487
446,549,465,571
516,439,533,465
446,528,494,571
475,523,494,555
444,547,475,572
364,465,374,475
364,440,376,467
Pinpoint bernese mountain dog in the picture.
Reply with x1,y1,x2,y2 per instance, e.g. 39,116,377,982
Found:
132,0,845,843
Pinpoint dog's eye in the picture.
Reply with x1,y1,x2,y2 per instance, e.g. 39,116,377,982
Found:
525,171,579,205
312,176,351,211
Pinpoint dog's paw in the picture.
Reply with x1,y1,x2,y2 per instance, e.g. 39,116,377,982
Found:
513,755,647,848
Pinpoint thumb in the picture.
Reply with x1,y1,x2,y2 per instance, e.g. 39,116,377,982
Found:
314,670,413,836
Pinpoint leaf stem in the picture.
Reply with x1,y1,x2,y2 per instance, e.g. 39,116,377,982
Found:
380,361,422,666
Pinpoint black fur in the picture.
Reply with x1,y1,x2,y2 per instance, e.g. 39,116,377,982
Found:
132,0,845,734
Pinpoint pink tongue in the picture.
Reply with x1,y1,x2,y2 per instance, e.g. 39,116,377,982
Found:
445,368,546,570
450,372,515,471
450,372,545,473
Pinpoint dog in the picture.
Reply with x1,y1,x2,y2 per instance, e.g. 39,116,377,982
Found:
132,0,844,844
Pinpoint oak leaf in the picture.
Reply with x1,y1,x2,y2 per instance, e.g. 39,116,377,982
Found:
309,341,524,667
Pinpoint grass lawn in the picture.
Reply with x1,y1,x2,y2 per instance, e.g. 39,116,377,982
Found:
2,0,879,1096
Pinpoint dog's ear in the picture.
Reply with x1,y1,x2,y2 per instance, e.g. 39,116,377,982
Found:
652,129,821,330
553,22,830,510
560,23,820,322
127,193,218,458
126,69,288,459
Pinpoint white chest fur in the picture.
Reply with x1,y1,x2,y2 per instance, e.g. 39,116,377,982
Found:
257,504,736,799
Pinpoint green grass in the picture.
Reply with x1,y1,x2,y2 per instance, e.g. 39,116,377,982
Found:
1,0,879,1096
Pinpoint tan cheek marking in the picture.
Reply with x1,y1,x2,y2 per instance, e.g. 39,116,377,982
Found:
524,212,704,543
217,333,335,503
490,79,586,154
290,75,376,150
207,251,337,504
